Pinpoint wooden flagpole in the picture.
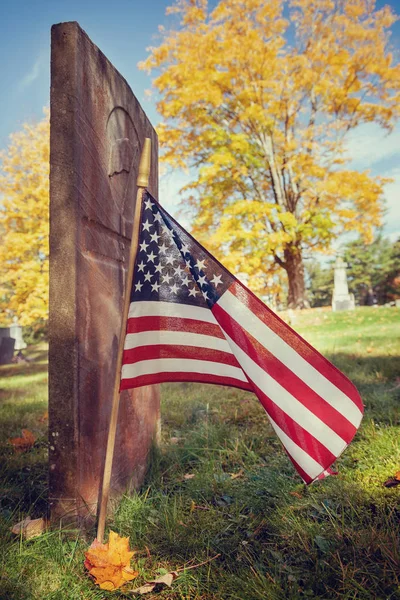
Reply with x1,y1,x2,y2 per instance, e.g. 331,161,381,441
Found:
96,138,151,543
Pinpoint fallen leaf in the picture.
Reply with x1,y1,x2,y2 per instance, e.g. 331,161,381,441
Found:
10,516,47,539
9,429,35,452
383,478,400,488
230,469,244,480
131,572,178,595
85,531,138,590
38,411,48,423
395,471,400,481
289,491,303,499
183,473,195,480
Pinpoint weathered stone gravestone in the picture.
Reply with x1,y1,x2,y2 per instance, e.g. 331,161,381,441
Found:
332,255,355,312
0,327,15,364
10,317,27,352
49,22,160,527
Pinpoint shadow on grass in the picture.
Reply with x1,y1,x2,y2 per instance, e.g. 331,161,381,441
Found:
0,362,48,378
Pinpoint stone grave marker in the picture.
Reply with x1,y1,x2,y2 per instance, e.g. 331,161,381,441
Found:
49,22,160,527
332,255,355,312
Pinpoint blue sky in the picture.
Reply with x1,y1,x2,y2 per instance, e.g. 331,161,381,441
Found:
1,0,400,245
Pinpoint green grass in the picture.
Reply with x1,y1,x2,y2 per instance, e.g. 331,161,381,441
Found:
1,308,399,599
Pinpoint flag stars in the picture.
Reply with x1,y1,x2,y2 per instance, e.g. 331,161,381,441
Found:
153,212,163,223
195,259,206,271
137,261,146,272
144,198,153,211
154,263,162,273
181,275,190,287
165,255,175,265
146,251,157,263
150,231,160,244
144,271,152,282
180,243,190,255
139,240,149,252
211,274,223,287
162,273,172,284
174,265,184,277
198,274,207,287
170,283,179,294
151,281,161,293
159,242,169,254
188,286,198,297
134,281,143,292
202,290,209,301
142,219,153,232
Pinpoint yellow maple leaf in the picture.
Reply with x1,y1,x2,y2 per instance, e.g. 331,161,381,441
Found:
84,531,138,590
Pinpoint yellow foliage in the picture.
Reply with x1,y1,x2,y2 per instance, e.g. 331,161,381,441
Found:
141,0,398,305
0,111,49,328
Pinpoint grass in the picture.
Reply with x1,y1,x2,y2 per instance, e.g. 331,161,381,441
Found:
0,307,399,599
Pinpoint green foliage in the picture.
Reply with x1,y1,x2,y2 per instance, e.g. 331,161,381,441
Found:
344,235,400,305
307,236,400,307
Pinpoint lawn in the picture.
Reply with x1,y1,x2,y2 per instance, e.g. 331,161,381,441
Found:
0,307,399,599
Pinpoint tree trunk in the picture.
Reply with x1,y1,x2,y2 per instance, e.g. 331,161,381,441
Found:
284,244,309,309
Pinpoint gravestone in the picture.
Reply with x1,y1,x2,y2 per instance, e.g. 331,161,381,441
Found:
10,317,27,351
49,22,160,527
0,328,15,364
332,255,355,312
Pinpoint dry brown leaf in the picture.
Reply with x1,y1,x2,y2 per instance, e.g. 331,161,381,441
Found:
183,473,195,480
10,516,47,539
9,429,35,453
85,531,138,590
289,491,303,499
38,411,48,423
395,471,400,481
131,571,178,595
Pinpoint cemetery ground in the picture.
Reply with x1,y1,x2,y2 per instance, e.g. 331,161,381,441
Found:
0,308,399,600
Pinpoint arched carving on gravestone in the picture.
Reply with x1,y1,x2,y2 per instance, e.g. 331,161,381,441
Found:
107,107,139,237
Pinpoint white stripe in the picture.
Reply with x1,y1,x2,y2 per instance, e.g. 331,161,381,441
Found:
124,330,233,354
121,358,249,382
269,417,324,481
128,301,217,324
217,290,362,427
224,335,347,456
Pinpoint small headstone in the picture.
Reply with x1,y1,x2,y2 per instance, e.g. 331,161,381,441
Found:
0,329,15,364
9,317,27,351
332,255,355,312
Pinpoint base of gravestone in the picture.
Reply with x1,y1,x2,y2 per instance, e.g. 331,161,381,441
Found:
332,298,355,311
0,334,15,365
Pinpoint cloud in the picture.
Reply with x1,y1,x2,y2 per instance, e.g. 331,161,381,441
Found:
345,123,400,172
18,56,42,90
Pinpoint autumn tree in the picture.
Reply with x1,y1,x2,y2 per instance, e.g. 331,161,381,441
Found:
141,0,400,307
0,112,49,330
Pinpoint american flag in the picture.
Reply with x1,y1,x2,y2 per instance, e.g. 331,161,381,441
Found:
120,191,364,483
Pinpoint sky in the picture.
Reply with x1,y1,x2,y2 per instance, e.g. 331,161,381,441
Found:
1,0,400,247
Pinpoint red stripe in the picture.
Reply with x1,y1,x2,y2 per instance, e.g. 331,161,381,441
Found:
229,282,363,413
126,316,224,338
289,457,313,484
123,344,241,368
212,303,356,444
120,371,253,392
249,377,336,468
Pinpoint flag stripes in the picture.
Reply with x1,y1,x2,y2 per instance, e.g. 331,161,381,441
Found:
217,284,363,426
121,301,252,392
